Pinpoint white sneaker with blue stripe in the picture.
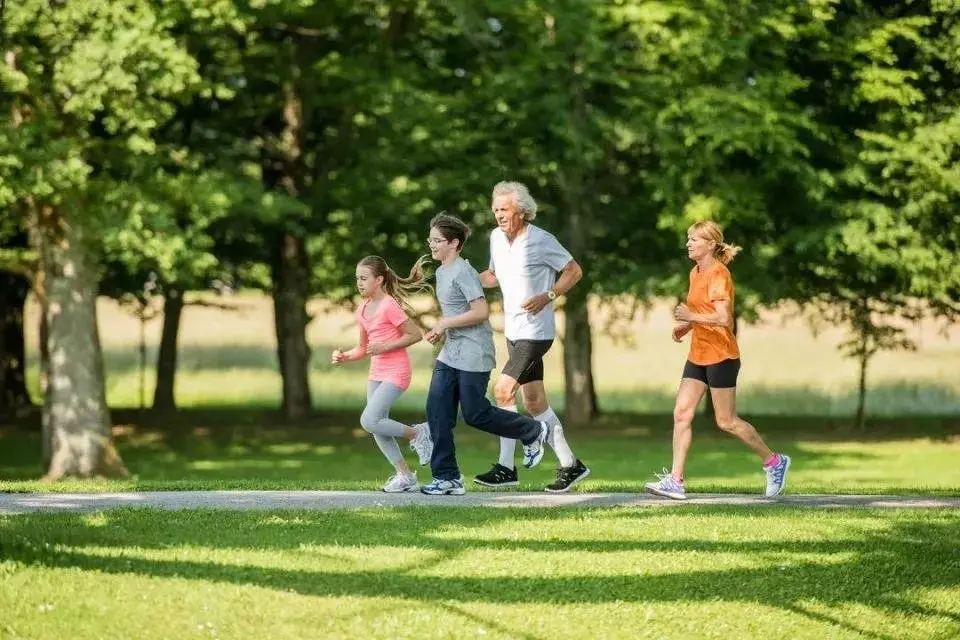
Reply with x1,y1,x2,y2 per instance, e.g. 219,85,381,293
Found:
522,422,550,469
421,475,466,496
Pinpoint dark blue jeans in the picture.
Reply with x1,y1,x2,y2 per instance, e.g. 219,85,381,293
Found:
427,360,542,481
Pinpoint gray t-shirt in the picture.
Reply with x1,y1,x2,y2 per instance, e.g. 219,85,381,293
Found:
435,257,497,373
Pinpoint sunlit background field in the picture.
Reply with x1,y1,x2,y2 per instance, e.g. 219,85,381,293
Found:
23,293,960,417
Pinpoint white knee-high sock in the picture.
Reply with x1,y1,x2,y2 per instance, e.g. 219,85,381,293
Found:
534,406,575,467
498,404,519,470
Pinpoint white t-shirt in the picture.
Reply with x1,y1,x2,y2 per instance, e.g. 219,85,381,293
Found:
489,224,573,341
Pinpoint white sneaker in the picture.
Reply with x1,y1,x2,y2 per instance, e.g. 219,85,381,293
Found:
409,422,433,466
522,422,550,469
382,471,419,493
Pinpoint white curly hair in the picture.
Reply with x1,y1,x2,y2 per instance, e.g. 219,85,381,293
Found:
492,181,537,221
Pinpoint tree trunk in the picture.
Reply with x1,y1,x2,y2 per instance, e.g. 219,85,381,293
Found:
152,289,183,412
562,286,597,424
557,45,598,425
270,52,312,421
35,206,127,479
559,194,597,423
0,271,32,412
855,334,869,432
272,234,312,420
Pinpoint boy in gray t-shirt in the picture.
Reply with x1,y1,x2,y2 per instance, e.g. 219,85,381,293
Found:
434,257,497,373
419,214,551,496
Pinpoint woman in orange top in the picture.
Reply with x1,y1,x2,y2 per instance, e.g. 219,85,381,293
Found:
645,221,791,500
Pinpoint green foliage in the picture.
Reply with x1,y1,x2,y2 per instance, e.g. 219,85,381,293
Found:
3,0,958,421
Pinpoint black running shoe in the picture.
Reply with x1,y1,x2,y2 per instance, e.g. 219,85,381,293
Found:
544,459,591,493
473,463,519,488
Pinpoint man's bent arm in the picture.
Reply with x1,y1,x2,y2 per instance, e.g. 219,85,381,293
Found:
551,260,583,296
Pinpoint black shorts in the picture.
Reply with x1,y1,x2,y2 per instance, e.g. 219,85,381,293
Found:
682,358,741,389
502,339,554,385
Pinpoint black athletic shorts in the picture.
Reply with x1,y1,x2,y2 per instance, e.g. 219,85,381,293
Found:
502,339,554,385
682,358,741,389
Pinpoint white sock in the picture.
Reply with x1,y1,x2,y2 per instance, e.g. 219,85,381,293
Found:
535,407,576,467
498,405,518,469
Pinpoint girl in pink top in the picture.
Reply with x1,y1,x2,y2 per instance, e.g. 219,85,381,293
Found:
331,255,434,493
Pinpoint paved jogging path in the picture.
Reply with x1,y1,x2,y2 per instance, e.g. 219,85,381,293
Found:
0,491,957,514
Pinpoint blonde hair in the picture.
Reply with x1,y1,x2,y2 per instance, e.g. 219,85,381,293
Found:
357,255,433,316
688,221,742,265
492,181,537,221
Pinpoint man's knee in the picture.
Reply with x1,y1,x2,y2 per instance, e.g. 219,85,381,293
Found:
673,405,696,427
520,384,547,414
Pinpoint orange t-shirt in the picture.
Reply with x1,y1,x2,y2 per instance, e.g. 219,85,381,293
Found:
686,261,739,366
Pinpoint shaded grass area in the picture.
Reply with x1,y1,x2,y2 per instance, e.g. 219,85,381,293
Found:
1,507,959,639
2,410,958,494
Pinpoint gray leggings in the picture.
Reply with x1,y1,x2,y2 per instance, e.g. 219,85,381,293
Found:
361,380,409,466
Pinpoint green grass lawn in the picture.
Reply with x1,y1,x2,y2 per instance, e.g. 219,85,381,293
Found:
2,506,959,639
2,411,957,639
2,411,958,494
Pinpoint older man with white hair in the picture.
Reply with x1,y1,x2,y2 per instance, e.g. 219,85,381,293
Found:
474,181,591,492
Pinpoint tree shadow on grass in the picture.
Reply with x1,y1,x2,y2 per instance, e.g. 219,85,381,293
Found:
1,508,958,638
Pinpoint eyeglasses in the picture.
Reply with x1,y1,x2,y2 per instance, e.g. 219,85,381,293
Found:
427,237,449,246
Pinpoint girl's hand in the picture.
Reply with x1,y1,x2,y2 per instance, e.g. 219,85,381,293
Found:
424,318,447,345
674,303,693,322
331,349,347,364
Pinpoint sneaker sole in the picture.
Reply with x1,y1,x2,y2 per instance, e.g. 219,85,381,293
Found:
420,488,466,495
645,483,687,500
473,478,520,488
544,467,591,493
764,456,792,498
383,485,420,494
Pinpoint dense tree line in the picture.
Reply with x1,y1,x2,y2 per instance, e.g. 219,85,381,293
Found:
1,0,957,476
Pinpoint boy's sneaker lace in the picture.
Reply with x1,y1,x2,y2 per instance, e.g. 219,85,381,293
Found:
421,475,466,496
522,422,550,469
